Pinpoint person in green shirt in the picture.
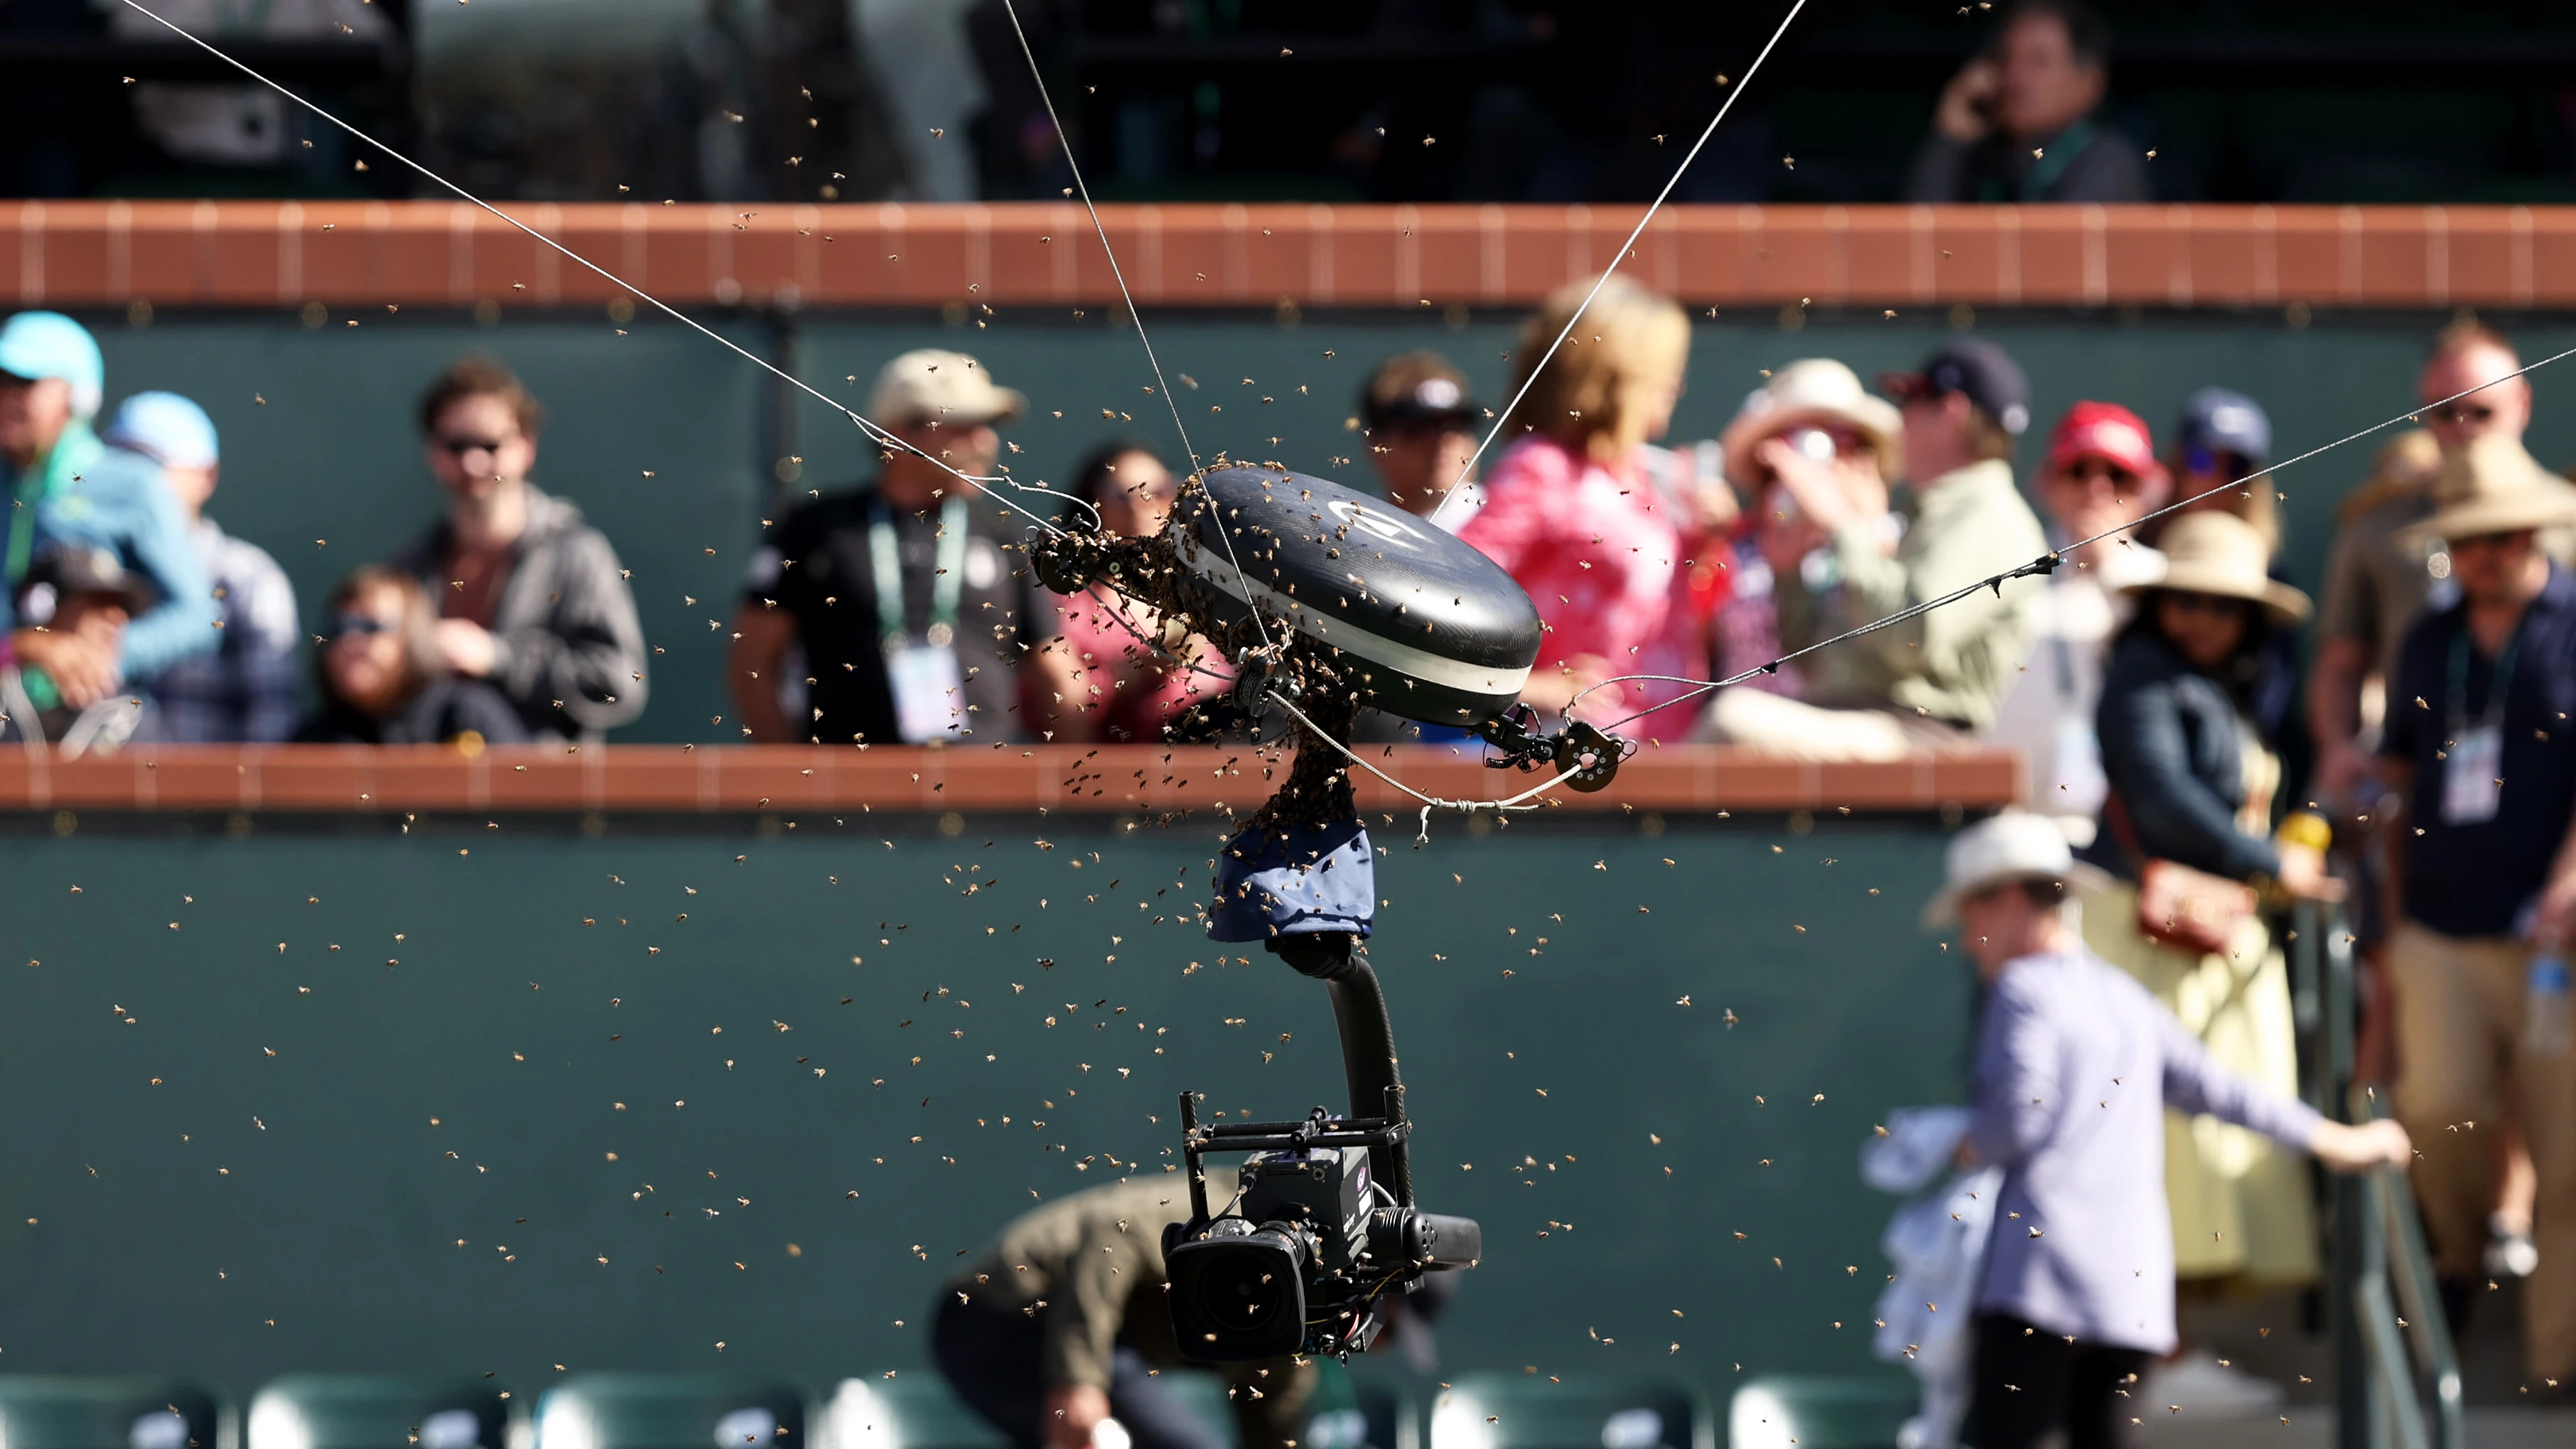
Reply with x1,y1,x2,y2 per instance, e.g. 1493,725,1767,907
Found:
934,1170,1315,1449
1702,339,2047,758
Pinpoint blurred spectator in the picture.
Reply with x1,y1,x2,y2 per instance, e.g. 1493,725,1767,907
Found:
1701,339,2045,758
2154,388,2305,770
1360,352,1484,523
2379,440,2576,1382
735,350,1072,745
2153,388,2277,551
102,392,299,743
1706,359,1904,700
2314,324,2576,810
391,357,647,743
2079,512,2341,1311
0,544,163,756
1904,1,2148,205
294,567,528,748
107,0,390,184
0,312,217,713
1455,276,1708,741
1988,402,2170,841
1937,812,2407,1449
1045,441,1229,743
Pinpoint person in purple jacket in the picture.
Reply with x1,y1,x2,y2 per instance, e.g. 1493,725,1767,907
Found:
1928,812,2412,1449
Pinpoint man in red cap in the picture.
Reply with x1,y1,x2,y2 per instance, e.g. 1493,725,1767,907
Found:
1987,404,2170,840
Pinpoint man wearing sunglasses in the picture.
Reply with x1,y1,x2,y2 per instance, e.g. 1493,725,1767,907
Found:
2314,323,2576,812
388,356,649,743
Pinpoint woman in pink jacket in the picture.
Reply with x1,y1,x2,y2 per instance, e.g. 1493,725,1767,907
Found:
1459,276,1726,742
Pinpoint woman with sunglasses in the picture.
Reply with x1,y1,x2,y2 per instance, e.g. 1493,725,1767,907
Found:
2080,511,2342,1363
1038,441,1232,744
293,566,530,747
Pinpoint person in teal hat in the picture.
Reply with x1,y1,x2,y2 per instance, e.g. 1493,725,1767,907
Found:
0,311,216,712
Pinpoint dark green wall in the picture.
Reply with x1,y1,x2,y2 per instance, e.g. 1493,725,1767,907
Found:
0,809,1960,1400
87,306,2576,741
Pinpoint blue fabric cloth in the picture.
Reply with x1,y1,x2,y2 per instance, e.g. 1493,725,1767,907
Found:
153,516,301,743
1969,947,2322,1354
1208,817,1376,942
3,423,218,682
2086,625,2281,883
2381,564,2576,937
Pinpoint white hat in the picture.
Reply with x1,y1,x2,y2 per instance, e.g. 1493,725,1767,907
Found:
867,348,1026,429
2123,510,2311,625
2399,434,2576,545
1719,358,1904,488
1922,811,2112,927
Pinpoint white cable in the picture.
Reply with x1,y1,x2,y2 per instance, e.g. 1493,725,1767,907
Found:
1261,689,1584,846
1425,0,1815,530
995,0,1276,652
112,0,1077,544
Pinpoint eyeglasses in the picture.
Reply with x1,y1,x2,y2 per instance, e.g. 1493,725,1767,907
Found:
333,613,396,638
433,434,512,458
2159,591,2252,619
2429,402,2496,426
2449,530,2535,554
1781,425,1867,461
2059,458,2138,488
2184,448,2254,483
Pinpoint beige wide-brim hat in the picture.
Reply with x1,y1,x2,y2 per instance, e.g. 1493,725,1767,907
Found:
1720,358,1905,487
2399,435,2576,544
868,348,1028,429
1922,810,2113,927
2120,510,2311,626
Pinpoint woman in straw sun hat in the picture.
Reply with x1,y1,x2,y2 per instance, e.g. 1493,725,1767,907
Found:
2077,509,2344,1313
1925,809,2408,1449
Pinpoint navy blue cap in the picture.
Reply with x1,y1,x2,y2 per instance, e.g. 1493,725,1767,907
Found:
1208,817,1376,942
2174,387,2270,468
1879,338,2030,436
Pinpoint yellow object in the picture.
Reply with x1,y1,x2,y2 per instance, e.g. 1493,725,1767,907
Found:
2278,810,2332,853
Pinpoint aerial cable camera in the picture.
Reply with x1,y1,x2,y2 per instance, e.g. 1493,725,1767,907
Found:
1031,463,1629,1359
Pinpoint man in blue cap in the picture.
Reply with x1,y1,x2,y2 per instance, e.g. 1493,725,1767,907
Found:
104,391,300,742
0,312,215,711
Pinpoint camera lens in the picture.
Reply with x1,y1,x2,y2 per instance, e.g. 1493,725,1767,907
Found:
1169,1226,1308,1359
1197,1240,1298,1332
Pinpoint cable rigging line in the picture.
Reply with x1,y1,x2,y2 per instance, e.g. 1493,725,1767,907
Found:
1423,0,1816,531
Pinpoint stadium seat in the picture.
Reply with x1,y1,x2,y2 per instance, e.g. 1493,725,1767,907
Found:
817,1373,1245,1449
246,1377,512,1449
1311,1367,1415,1449
0,1377,225,1449
1724,1377,1914,1449
816,1379,1003,1449
1426,1376,1708,1449
534,1377,804,1449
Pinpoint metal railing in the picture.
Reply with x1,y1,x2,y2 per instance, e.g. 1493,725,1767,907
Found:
2288,902,2465,1449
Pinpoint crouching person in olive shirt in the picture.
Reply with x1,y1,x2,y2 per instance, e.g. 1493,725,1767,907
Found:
933,1171,1314,1449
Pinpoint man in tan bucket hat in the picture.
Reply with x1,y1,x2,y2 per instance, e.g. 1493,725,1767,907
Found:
2380,433,2576,1386
733,348,1072,746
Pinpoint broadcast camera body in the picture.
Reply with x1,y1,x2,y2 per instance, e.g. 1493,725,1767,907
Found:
1031,463,1619,1362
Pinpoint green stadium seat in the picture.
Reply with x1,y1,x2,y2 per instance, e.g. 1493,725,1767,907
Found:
1312,1368,1415,1449
1426,1376,1708,1449
817,1379,1003,1449
1723,1377,1914,1449
0,1378,225,1449
534,1377,804,1449
816,1373,1247,1449
246,1377,512,1449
